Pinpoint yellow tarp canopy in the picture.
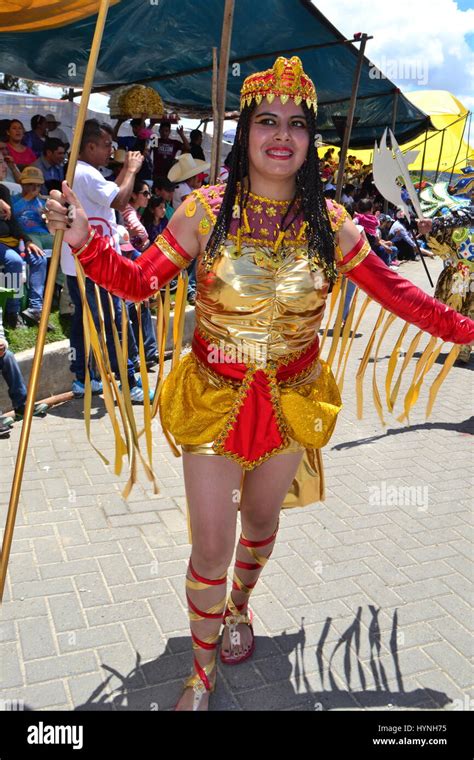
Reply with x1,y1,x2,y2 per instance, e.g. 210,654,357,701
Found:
325,90,473,175
0,0,120,32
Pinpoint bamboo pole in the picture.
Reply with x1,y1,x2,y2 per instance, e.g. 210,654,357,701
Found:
210,0,235,184
0,0,112,603
335,34,368,203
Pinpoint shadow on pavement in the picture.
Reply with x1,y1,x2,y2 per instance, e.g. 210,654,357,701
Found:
332,416,474,451
40,606,453,712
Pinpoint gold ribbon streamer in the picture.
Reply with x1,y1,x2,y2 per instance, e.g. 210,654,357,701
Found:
425,344,461,419
336,294,372,395
355,305,387,419
136,303,156,488
74,259,127,471
172,269,189,369
371,312,398,426
334,287,359,383
325,277,347,369
385,322,410,413
157,283,181,456
397,336,441,423
320,274,342,354
388,329,424,413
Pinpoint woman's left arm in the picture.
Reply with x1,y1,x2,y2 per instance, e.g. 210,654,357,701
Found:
336,217,474,346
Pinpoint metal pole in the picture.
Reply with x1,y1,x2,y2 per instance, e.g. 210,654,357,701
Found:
434,127,446,183
210,0,235,184
447,113,468,187
0,0,113,603
335,33,368,203
464,111,472,168
418,127,429,188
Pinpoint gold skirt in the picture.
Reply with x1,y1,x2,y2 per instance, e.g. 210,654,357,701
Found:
160,351,342,508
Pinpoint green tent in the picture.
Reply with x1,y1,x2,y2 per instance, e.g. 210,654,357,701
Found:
0,0,431,148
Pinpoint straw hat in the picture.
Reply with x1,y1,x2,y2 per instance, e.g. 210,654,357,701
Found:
167,153,210,183
19,166,45,185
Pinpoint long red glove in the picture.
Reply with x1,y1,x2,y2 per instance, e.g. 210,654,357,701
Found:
340,241,474,344
71,226,194,302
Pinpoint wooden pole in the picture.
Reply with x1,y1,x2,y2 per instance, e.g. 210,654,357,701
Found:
210,0,235,184
383,89,399,213
0,0,112,603
335,33,368,203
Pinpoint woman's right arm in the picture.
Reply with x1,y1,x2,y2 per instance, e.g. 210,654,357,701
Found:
45,181,202,302
71,225,194,301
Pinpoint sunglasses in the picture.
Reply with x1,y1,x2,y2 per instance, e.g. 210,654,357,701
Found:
139,190,151,197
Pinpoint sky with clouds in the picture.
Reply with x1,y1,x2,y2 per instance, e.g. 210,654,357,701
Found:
313,0,474,111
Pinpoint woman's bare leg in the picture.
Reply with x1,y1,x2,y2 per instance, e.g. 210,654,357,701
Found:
175,452,243,711
221,450,304,659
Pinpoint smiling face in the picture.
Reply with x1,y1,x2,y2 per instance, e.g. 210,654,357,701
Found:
247,99,310,184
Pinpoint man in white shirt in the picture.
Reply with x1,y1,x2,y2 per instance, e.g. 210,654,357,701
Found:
61,118,149,401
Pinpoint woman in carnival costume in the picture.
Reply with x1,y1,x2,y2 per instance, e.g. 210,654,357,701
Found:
44,57,474,711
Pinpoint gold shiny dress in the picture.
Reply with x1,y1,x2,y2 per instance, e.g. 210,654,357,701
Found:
159,184,347,508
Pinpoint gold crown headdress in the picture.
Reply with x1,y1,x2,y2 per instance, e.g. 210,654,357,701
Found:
240,56,317,113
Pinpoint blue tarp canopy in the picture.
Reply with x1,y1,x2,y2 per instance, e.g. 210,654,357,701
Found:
0,0,432,148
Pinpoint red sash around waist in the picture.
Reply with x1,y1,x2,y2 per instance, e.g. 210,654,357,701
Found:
190,329,320,467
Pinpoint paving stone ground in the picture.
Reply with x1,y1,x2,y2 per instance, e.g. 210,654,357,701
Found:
0,257,472,712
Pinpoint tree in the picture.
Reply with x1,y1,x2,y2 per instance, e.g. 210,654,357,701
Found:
0,74,38,94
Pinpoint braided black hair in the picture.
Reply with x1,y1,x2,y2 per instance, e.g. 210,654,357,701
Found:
203,102,337,280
